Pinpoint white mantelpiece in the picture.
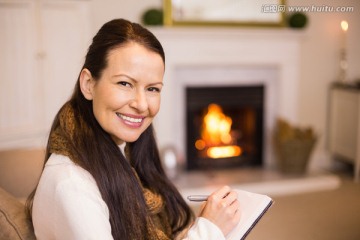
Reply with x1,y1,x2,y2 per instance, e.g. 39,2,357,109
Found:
150,27,303,168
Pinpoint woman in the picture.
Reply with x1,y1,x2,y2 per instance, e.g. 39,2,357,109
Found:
29,18,240,239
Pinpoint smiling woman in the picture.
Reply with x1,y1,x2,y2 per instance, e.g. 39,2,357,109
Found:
26,18,242,240
79,42,164,144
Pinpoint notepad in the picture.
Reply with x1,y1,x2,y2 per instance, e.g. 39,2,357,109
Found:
225,189,273,240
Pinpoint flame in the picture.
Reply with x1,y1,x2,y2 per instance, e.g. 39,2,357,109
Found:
341,20,348,32
207,146,242,159
196,104,241,158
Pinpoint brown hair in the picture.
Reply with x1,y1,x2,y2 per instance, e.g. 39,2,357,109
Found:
28,19,192,239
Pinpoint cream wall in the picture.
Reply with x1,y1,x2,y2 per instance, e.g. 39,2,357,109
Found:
294,0,360,169
292,0,360,168
89,0,162,35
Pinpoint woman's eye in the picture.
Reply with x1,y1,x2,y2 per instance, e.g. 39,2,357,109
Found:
118,81,132,87
148,87,161,92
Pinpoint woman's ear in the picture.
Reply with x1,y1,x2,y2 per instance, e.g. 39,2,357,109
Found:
79,68,94,100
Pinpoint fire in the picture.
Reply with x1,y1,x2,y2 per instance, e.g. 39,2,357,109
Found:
195,104,242,158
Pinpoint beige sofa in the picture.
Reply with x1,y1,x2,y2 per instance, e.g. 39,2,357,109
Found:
0,187,36,239
0,148,44,240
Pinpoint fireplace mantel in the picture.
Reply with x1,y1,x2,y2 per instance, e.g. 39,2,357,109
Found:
150,27,304,169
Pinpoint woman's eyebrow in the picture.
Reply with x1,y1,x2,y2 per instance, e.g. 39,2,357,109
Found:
149,82,164,86
113,74,164,86
112,73,136,81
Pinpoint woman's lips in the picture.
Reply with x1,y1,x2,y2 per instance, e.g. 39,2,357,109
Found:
116,113,144,128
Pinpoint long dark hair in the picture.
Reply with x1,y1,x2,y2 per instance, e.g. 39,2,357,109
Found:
28,19,193,239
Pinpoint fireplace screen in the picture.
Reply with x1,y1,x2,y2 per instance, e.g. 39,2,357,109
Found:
186,85,264,170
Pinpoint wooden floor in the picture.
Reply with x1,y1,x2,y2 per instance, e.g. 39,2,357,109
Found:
247,174,360,240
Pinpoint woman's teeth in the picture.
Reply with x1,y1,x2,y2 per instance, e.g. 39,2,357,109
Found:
117,113,142,123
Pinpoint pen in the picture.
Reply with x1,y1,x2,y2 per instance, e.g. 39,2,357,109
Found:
187,195,209,202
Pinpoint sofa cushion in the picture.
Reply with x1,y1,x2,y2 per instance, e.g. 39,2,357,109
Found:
0,187,36,240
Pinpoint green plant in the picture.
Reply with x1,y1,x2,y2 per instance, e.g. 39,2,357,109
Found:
141,8,163,26
288,12,308,29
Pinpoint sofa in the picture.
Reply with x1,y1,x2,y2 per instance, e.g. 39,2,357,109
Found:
0,187,36,240
0,148,44,240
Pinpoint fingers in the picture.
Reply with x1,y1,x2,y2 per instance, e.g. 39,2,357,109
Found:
212,185,231,200
205,186,239,221
209,186,238,208
224,190,238,207
228,195,240,217
199,186,241,236
222,191,239,218
231,205,242,225
199,201,206,212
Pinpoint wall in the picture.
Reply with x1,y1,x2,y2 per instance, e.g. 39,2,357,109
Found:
293,0,360,169
90,0,159,31
0,1,92,149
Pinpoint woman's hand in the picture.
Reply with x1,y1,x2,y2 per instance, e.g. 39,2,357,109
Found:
198,186,241,237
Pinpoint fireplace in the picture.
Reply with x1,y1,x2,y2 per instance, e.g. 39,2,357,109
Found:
186,85,264,170
150,27,302,171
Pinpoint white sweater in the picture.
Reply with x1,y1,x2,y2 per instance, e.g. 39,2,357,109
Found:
32,154,225,240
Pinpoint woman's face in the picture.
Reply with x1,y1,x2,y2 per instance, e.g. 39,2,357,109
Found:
83,42,164,145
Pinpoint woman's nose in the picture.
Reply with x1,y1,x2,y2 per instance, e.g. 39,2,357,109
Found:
129,90,148,112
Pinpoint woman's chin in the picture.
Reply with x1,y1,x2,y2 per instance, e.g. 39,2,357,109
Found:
112,134,141,145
